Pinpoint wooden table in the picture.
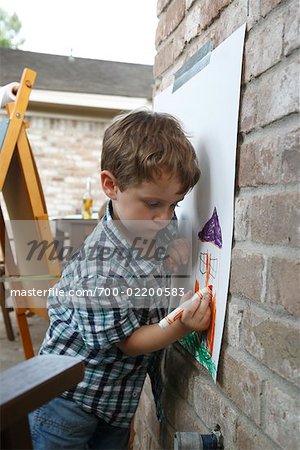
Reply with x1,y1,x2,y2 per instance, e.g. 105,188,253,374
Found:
51,214,99,257
0,355,84,449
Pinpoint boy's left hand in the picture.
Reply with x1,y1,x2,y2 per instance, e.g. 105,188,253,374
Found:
165,238,191,273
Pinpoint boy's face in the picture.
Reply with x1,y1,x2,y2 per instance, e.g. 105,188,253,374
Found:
102,171,186,240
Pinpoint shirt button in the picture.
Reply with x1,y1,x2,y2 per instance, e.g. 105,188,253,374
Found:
132,391,138,398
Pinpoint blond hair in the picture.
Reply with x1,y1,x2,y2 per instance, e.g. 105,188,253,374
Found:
101,109,200,193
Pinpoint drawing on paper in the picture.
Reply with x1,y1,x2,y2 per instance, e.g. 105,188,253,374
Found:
154,24,246,381
180,207,222,379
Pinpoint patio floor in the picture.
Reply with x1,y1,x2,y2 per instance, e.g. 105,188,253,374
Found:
0,309,49,371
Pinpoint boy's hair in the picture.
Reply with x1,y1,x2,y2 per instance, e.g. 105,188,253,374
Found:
101,109,200,193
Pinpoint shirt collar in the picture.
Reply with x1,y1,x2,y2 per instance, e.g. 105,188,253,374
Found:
101,200,166,276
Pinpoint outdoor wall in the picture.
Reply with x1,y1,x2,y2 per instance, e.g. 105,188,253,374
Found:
25,112,111,218
134,1,299,449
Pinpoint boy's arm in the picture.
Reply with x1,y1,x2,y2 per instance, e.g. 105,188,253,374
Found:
116,294,211,356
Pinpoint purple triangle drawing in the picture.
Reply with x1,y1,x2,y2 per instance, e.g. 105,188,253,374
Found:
198,207,223,249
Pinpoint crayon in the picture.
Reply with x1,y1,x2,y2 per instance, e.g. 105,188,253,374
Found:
159,285,212,329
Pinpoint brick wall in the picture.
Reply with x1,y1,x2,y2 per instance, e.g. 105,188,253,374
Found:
134,1,299,449
25,113,111,218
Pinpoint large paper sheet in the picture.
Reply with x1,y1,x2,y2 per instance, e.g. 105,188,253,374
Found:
154,24,246,381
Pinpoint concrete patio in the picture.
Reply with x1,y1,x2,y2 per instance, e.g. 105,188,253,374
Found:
0,309,48,372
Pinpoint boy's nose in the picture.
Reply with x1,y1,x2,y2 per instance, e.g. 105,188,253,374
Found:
153,210,173,224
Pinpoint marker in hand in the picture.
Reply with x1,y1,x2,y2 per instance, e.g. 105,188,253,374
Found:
159,285,213,329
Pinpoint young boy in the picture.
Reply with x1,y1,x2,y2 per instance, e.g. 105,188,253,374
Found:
29,110,211,450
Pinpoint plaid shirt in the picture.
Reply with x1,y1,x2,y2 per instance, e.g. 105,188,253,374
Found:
40,201,177,428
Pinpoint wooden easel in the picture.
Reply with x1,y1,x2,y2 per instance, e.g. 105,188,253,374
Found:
0,68,61,359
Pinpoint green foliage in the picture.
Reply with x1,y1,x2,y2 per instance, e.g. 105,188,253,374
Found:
0,8,24,48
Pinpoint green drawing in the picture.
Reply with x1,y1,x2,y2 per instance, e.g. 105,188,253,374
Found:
179,332,217,380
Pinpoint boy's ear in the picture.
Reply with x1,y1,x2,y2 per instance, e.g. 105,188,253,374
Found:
100,170,118,199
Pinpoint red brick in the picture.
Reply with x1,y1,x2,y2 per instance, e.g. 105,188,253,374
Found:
133,413,143,447
241,305,300,384
234,196,250,241
250,192,300,247
242,57,299,132
186,0,197,10
174,32,210,75
157,0,172,16
260,0,284,17
200,0,233,30
154,39,174,77
268,256,300,317
164,347,197,405
155,0,185,47
264,380,300,448
142,373,153,397
160,420,176,450
236,416,281,450
150,436,160,450
284,0,300,56
132,436,140,450
163,386,208,433
178,0,247,76
240,82,258,133
185,3,201,42
247,0,261,30
193,376,239,449
230,249,265,302
173,19,187,60
238,133,281,186
27,115,107,217
244,11,283,81
154,71,174,94
138,389,160,443
218,348,263,424
138,428,151,450
212,0,248,47
257,57,299,127
281,125,300,183
223,300,244,347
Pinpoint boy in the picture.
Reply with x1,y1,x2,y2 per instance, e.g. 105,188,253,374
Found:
29,110,211,450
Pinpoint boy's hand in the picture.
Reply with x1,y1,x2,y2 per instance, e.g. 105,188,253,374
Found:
180,291,211,333
116,290,211,357
165,238,191,273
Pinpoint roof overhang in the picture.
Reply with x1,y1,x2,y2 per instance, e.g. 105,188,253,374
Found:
30,89,152,111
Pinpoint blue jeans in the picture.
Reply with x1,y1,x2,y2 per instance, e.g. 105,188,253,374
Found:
29,396,130,450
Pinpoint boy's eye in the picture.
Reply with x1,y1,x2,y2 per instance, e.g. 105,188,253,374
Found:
144,201,180,208
145,202,160,208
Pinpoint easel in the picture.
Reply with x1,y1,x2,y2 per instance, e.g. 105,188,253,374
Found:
0,68,61,359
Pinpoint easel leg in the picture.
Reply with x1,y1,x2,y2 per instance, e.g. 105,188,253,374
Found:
0,280,15,341
15,310,34,359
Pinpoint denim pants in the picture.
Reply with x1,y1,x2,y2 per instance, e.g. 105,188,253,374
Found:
29,396,130,450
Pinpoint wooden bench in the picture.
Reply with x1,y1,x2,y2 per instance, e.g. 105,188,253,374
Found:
0,354,84,449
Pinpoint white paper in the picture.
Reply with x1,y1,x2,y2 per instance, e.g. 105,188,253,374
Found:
153,24,246,381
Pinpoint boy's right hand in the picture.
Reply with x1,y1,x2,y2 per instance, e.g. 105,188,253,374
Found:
180,290,211,333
